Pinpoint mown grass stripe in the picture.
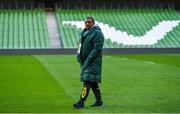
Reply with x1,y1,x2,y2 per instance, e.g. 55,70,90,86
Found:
35,54,180,113
0,56,79,113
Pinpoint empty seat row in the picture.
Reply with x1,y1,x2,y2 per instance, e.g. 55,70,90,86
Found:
0,10,50,49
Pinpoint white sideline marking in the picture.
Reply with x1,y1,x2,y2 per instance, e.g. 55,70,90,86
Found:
121,58,129,60
145,61,155,64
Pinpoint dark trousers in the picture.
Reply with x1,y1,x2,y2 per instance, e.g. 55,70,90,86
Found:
79,81,102,103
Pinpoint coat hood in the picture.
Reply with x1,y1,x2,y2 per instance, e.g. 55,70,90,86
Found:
91,25,102,31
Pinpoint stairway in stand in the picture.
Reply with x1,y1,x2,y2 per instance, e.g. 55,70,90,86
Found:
46,11,62,48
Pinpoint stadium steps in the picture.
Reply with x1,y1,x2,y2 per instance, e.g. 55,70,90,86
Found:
46,12,62,48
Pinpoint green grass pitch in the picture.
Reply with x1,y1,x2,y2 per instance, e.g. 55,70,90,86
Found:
0,54,180,113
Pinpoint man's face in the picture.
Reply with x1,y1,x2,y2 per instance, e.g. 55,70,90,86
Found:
85,19,95,29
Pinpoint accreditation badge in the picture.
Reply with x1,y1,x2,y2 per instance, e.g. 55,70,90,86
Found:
77,43,81,54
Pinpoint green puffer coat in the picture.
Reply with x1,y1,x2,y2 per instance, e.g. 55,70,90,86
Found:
77,26,104,83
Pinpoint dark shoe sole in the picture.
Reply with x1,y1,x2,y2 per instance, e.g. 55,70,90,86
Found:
91,103,104,107
73,104,84,109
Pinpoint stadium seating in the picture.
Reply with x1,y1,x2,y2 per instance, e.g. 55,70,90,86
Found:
0,9,180,49
56,9,180,48
0,10,50,49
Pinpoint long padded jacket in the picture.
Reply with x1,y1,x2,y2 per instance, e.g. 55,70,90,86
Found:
77,26,104,83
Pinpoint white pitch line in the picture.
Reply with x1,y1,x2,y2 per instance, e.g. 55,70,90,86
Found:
121,58,129,60
145,61,155,64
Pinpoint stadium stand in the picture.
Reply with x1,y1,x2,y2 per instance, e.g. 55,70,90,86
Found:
0,10,50,49
0,8,180,49
57,9,180,48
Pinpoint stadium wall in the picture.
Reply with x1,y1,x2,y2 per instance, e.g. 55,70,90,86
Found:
0,48,180,55
56,0,180,9
0,0,180,9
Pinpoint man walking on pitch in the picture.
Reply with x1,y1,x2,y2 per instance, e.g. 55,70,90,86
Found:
73,16,104,109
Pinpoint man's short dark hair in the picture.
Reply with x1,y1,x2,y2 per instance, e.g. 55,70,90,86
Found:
86,16,95,23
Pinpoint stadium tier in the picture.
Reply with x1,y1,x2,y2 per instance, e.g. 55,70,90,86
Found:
0,10,50,49
57,9,180,48
0,9,180,49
